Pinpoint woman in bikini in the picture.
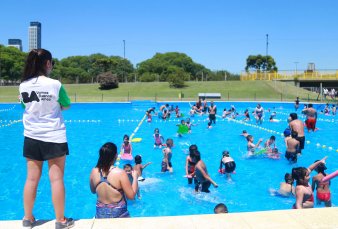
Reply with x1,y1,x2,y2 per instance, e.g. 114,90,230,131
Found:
90,142,139,218
292,156,327,209
312,161,332,207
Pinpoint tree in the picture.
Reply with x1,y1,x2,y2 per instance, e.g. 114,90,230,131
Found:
245,55,278,73
98,72,119,90
0,46,26,83
136,52,209,82
166,66,189,88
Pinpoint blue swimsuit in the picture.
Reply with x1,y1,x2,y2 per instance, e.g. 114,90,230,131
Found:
95,169,130,218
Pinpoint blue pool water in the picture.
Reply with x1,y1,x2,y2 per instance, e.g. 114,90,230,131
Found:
0,101,337,220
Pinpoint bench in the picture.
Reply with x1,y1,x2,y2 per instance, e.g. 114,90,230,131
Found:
198,93,221,99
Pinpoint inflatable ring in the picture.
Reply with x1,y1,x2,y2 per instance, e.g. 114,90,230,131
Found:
131,138,142,143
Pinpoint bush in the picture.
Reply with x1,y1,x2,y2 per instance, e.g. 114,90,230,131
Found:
167,73,186,88
98,72,119,90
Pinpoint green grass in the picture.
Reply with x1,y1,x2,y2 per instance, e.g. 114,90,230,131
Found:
0,81,320,102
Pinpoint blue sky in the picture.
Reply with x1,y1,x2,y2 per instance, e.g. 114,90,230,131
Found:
1,0,338,73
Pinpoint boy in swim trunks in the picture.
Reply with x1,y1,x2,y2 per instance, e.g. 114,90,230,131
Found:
285,131,300,163
161,139,174,173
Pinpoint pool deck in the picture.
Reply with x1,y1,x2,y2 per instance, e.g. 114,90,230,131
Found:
1,207,337,229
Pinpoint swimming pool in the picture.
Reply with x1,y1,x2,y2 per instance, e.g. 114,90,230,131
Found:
0,101,337,220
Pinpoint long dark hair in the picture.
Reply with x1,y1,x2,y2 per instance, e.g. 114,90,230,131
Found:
22,49,52,81
96,142,118,175
292,167,308,186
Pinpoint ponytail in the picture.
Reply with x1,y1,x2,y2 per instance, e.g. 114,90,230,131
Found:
22,49,52,81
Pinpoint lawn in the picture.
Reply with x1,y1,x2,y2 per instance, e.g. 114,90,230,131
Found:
0,81,319,102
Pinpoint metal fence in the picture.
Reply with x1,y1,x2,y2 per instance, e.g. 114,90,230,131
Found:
240,70,338,81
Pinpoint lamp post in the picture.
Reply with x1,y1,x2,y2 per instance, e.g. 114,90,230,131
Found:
294,61,299,76
0,44,2,83
265,34,269,79
123,40,127,82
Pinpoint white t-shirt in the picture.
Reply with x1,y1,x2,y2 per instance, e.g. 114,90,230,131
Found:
19,76,70,143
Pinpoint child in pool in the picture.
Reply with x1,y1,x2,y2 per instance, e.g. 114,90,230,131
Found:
312,161,332,207
134,155,151,182
264,135,276,153
185,145,198,184
133,155,151,199
153,128,165,148
246,135,263,156
240,130,249,138
267,148,280,160
219,151,236,180
161,139,174,173
121,134,133,158
270,173,295,197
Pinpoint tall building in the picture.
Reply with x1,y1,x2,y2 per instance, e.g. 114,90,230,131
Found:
8,39,23,51
28,21,41,51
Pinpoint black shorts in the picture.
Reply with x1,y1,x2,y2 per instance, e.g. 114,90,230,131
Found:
285,151,297,163
225,161,236,173
23,137,69,161
296,136,305,150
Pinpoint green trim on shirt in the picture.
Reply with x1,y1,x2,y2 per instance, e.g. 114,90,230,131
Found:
21,100,26,109
58,85,71,107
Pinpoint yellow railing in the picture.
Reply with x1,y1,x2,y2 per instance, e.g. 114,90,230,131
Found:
240,70,338,81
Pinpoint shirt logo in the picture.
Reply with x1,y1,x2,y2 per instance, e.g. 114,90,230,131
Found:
21,91,40,103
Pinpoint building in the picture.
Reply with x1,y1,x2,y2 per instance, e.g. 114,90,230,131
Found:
8,39,22,51
28,21,41,51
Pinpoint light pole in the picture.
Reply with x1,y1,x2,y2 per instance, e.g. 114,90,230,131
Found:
265,34,269,79
294,61,299,76
0,44,2,83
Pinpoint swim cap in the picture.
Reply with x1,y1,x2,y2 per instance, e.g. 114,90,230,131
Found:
283,129,291,136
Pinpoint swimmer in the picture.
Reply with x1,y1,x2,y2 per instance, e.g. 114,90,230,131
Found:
292,156,327,209
185,118,197,133
222,108,231,118
153,128,165,148
207,101,217,129
192,150,218,193
161,139,174,173
269,112,278,122
176,119,188,137
271,173,295,197
283,128,291,147
302,104,318,132
254,103,264,124
219,151,236,180
240,130,249,138
285,131,299,164
246,135,263,156
312,161,331,207
289,113,305,154
123,164,134,185
134,155,151,181
264,136,276,152
267,148,280,160
332,105,336,115
175,106,181,118
244,109,250,121
146,107,156,122
134,155,151,199
185,145,198,184
295,97,300,111
121,134,133,157
214,203,228,214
